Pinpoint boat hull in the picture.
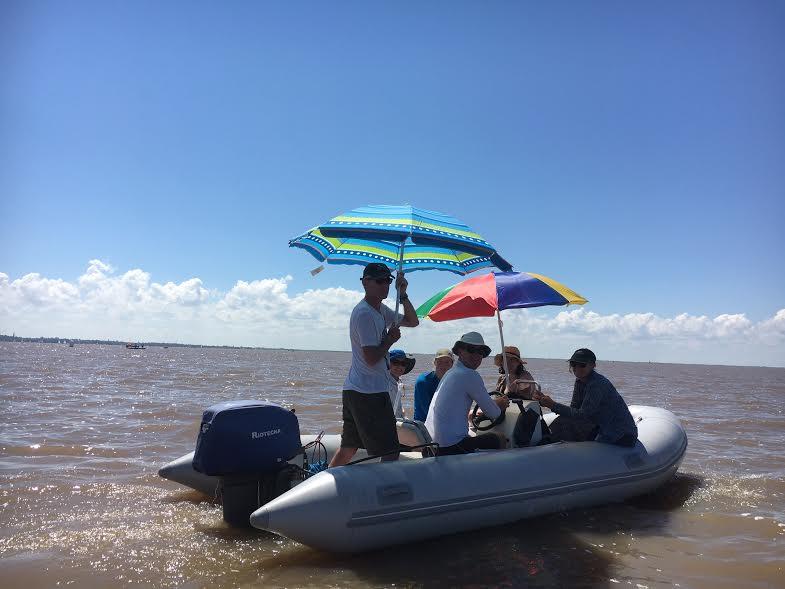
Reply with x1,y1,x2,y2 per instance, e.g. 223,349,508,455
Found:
248,405,686,552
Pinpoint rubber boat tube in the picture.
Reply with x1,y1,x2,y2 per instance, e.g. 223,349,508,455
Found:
248,405,686,552
159,405,686,553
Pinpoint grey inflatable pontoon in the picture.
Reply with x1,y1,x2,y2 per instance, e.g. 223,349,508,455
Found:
159,403,686,553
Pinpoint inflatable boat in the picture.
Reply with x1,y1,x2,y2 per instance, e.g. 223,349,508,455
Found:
159,401,686,552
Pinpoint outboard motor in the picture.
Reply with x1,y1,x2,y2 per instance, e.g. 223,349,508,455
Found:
193,400,302,526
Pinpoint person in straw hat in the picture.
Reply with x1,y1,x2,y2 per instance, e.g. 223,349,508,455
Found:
494,346,537,399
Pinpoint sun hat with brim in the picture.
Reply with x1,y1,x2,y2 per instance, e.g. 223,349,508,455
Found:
389,349,416,374
494,345,527,367
452,332,491,358
568,348,596,364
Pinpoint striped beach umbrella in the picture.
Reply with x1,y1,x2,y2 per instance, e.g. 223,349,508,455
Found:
291,204,512,315
318,204,506,259
417,272,587,385
289,229,505,276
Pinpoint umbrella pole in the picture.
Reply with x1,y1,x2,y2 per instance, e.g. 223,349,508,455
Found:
393,240,405,321
497,309,511,392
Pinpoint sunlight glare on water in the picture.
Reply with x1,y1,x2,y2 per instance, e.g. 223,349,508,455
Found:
1,343,783,587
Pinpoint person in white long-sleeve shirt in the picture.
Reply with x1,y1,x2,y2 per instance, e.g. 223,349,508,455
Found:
425,332,510,456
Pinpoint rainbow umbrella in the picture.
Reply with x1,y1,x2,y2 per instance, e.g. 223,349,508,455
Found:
417,271,587,386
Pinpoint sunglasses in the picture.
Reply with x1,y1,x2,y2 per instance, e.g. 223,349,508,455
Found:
464,344,489,357
569,361,588,368
365,276,393,285
390,360,408,366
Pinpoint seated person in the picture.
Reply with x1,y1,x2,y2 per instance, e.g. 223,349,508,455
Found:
494,346,536,399
413,348,454,422
424,332,509,456
533,348,638,447
388,349,416,418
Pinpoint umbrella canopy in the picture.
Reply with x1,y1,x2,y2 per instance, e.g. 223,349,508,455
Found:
292,204,512,317
417,272,587,321
318,204,511,264
416,271,587,388
290,229,505,276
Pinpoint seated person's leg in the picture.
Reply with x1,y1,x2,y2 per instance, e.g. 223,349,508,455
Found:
434,443,467,456
434,433,504,456
458,433,502,452
549,415,599,442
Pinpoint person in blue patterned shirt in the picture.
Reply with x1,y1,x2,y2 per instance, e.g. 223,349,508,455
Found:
534,348,638,447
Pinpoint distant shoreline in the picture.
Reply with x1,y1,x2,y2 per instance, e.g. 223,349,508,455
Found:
0,334,257,350
1,333,782,369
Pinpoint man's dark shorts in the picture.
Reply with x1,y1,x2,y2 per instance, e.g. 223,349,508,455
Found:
340,390,398,457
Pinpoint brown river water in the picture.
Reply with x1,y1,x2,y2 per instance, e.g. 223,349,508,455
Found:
1,343,783,588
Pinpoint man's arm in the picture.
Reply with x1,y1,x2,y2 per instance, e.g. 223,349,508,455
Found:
398,295,419,328
361,325,400,365
552,381,605,422
395,272,419,328
468,379,507,419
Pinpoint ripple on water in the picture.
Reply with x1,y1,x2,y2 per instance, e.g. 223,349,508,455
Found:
1,344,784,588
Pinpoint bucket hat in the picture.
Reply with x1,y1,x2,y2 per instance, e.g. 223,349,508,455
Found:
389,349,416,374
452,332,491,358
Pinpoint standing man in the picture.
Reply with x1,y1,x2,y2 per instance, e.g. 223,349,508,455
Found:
425,332,510,456
533,348,638,446
413,348,454,422
329,263,419,467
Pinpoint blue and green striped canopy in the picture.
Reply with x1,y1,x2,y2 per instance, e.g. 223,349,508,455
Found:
291,205,512,275
290,229,507,275
318,205,505,259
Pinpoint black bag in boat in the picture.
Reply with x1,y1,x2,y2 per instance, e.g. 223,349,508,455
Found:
513,403,553,447
192,400,301,476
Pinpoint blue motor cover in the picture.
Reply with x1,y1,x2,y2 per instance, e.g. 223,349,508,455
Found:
192,400,301,476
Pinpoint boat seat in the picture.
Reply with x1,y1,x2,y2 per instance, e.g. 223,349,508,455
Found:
396,419,432,449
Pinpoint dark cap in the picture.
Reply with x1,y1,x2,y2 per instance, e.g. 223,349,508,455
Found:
362,263,393,279
569,348,596,364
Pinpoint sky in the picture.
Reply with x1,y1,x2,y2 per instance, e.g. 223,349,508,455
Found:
1,1,784,366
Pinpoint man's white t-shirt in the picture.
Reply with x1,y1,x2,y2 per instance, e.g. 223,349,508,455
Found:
343,300,400,394
424,359,502,446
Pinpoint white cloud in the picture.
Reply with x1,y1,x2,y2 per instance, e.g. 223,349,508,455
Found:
1,260,783,366
520,309,757,341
